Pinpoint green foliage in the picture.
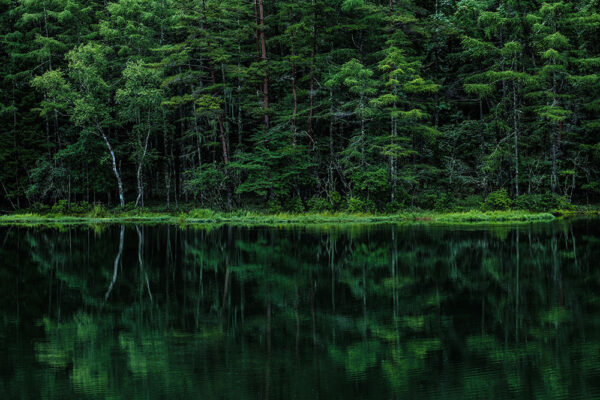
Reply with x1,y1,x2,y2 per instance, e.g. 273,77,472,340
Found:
307,196,332,213
345,197,376,214
455,195,484,210
515,193,574,212
434,193,456,212
89,204,107,218
50,200,70,215
414,192,438,210
1,0,600,212
483,189,513,211
284,196,305,213
188,209,215,219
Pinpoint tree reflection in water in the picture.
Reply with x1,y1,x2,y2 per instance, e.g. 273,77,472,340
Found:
1,221,600,399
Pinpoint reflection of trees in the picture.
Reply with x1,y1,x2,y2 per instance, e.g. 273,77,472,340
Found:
104,225,124,303
1,221,600,398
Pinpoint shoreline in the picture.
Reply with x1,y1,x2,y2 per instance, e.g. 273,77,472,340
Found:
0,210,594,226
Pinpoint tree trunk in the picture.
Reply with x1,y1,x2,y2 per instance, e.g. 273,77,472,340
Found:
209,66,229,165
391,100,397,203
209,65,232,209
104,225,125,303
254,0,261,60
291,60,298,146
551,127,558,193
360,97,366,166
100,130,125,208
513,84,519,197
12,85,20,208
258,0,270,129
136,125,151,208
307,0,316,139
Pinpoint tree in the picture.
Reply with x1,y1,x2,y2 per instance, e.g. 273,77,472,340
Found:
116,61,164,207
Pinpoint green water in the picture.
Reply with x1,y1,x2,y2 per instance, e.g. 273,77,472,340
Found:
1,221,600,399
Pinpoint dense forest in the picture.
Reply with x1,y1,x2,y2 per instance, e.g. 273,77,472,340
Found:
1,0,600,212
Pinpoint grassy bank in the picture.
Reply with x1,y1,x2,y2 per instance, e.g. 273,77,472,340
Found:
0,209,578,226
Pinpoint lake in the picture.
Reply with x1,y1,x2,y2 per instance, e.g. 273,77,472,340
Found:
1,220,600,399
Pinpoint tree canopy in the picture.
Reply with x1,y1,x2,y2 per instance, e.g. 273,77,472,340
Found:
1,0,600,211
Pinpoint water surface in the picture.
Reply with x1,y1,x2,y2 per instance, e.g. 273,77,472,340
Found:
1,221,600,399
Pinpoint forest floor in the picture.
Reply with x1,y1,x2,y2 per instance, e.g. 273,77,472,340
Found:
0,209,596,226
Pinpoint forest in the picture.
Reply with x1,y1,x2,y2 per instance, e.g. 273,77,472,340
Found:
1,0,600,213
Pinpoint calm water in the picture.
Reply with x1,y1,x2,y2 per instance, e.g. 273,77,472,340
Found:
1,221,600,399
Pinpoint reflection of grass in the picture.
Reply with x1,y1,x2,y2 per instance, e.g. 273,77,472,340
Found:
0,209,573,226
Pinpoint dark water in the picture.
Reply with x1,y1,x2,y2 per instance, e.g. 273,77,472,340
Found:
1,221,600,399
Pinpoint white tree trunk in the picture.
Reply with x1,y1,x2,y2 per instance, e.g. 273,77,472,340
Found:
136,127,151,208
100,130,125,207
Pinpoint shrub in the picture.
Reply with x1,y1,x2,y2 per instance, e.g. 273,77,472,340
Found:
384,201,402,213
455,194,484,210
434,193,456,212
70,201,92,214
414,192,437,210
89,204,107,218
284,197,304,213
346,197,376,214
483,189,512,211
123,202,137,212
515,193,573,212
307,196,331,213
31,202,50,213
554,195,575,210
329,191,342,210
515,194,542,211
51,199,70,214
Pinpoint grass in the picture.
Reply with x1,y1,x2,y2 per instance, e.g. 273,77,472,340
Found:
0,209,569,227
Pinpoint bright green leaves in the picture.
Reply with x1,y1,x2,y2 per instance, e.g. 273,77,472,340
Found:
64,43,112,126
327,59,378,97
116,60,163,118
31,69,72,116
535,105,572,122
460,36,499,58
341,0,365,14
326,59,379,123
464,83,494,98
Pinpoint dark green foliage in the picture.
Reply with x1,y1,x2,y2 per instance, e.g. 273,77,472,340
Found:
2,223,599,398
1,0,600,212
515,193,573,212
307,196,332,213
346,197,376,214
434,193,456,212
483,189,513,211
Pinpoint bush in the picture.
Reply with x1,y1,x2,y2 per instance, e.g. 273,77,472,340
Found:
329,191,342,210
123,202,137,212
384,201,402,213
284,196,304,213
483,189,512,211
414,192,437,210
434,193,456,212
31,202,50,213
307,196,332,213
346,197,376,214
70,201,92,214
51,199,70,214
515,193,574,212
455,194,484,210
89,204,107,218
188,208,215,219
267,199,282,214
